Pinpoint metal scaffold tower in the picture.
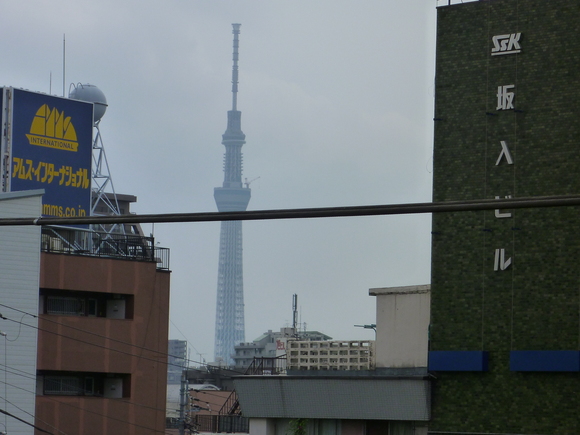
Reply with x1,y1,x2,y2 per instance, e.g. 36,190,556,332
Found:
69,83,123,233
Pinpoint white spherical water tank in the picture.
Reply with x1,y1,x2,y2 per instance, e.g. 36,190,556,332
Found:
69,83,108,123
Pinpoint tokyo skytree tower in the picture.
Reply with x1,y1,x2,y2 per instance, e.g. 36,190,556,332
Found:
213,23,251,364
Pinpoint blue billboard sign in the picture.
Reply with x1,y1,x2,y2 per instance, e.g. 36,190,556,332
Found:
9,88,93,218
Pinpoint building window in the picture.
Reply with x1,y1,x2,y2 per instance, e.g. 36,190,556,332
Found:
38,371,130,398
87,298,98,316
44,376,81,395
40,289,134,319
84,377,95,395
46,296,85,316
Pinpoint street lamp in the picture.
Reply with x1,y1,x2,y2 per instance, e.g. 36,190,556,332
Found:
354,324,376,335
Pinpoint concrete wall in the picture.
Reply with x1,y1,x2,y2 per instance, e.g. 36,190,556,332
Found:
370,285,430,369
249,418,275,435
0,191,42,435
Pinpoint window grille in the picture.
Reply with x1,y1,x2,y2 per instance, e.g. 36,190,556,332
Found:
44,376,81,395
46,296,85,315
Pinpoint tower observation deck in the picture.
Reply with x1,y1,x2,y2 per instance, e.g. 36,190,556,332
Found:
213,23,250,365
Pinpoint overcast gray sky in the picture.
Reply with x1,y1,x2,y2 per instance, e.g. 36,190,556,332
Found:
3,1,440,365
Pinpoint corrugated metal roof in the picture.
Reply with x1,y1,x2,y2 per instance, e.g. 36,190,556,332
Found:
234,377,430,421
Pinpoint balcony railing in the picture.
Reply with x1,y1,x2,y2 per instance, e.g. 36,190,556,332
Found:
41,225,170,270
191,415,249,434
244,355,287,376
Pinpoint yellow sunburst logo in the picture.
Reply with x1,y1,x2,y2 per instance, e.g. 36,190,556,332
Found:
25,104,79,152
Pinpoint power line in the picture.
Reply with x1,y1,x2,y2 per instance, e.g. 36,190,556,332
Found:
0,364,36,381
0,407,53,434
0,315,241,431
0,379,166,434
1,195,579,226
35,396,166,434
0,393,69,435
0,310,178,433
0,303,194,370
0,306,247,375
168,318,204,364
0,377,164,418
3,315,165,364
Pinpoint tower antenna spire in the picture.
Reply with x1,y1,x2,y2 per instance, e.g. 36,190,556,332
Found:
231,23,241,111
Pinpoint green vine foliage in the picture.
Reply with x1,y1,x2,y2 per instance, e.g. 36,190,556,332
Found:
287,418,309,435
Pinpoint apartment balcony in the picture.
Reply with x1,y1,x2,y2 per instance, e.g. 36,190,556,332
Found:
41,225,170,269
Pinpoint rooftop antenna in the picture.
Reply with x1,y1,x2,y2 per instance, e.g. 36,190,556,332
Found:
292,294,298,336
62,34,66,97
231,23,241,111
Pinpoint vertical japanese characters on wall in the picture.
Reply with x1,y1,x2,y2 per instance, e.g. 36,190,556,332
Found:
492,32,520,272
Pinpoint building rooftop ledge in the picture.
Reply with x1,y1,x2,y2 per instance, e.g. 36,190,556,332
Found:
369,284,430,296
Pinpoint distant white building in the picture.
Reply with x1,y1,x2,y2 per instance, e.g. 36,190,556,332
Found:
232,327,332,371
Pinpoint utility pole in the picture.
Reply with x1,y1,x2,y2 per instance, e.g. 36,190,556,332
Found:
179,370,188,435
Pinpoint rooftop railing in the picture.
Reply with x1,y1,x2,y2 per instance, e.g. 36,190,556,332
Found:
436,0,479,6
41,225,170,270
244,355,287,376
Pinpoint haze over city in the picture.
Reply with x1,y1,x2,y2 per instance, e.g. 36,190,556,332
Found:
2,1,437,364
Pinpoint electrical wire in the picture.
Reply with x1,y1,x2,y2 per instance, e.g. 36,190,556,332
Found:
3,314,166,364
1,374,168,417
0,314,240,420
191,389,237,404
0,290,245,433
190,395,230,408
0,380,38,396
0,308,247,429
0,407,53,434
0,361,37,381
0,313,236,435
0,393,69,435
0,380,166,434
0,303,247,375
3,313,27,342
169,318,203,361
35,396,166,435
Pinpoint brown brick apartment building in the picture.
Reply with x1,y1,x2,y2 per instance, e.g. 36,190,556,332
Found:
34,227,170,435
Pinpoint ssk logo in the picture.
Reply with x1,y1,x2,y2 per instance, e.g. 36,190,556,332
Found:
491,33,521,56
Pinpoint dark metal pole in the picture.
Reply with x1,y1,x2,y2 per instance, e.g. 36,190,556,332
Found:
1,195,580,226
179,370,187,435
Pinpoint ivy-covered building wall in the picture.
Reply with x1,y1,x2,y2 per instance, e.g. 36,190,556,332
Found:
430,1,580,434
